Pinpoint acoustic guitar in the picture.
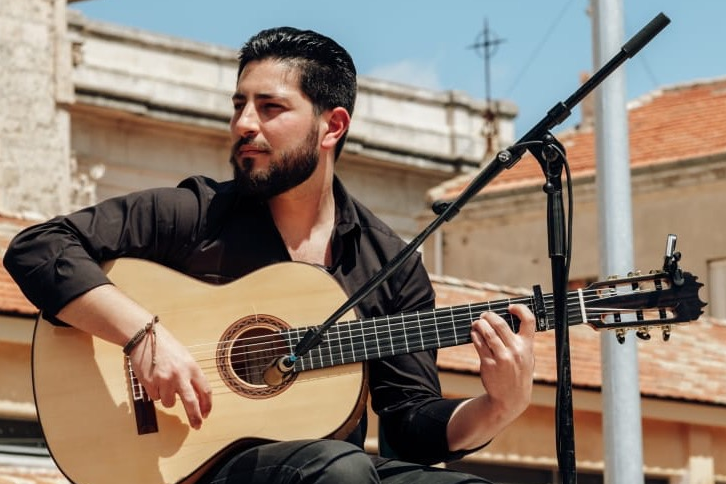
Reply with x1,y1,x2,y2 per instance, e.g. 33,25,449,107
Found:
31,258,705,484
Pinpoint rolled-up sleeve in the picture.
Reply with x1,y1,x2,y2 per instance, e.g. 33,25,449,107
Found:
3,184,205,316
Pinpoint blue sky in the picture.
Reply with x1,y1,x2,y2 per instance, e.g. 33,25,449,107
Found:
73,0,722,135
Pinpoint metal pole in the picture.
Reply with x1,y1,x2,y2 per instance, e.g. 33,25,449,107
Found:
591,0,645,483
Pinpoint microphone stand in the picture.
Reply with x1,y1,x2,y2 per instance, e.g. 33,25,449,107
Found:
266,12,671,483
533,133,576,482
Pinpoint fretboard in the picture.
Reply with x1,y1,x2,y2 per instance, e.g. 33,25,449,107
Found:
285,290,589,372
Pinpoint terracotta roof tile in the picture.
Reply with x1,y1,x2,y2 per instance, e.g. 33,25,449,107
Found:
0,467,68,484
0,216,37,316
430,76,726,201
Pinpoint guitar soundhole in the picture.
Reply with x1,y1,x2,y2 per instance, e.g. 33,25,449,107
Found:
217,315,295,399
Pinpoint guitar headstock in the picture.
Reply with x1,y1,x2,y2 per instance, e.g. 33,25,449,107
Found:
581,269,706,342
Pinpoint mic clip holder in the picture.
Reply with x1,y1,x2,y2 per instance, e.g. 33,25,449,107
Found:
263,329,321,386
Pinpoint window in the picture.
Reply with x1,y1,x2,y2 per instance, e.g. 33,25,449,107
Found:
0,419,45,448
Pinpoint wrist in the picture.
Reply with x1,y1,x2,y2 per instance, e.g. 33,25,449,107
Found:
122,315,159,357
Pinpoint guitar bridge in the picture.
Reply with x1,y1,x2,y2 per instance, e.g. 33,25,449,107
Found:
127,357,159,435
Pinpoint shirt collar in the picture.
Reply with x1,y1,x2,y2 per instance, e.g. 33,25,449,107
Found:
331,176,361,266
332,176,361,238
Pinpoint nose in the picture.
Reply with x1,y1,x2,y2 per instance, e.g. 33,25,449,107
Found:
231,104,259,138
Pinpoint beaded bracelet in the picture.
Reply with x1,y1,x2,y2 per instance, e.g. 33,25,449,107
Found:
122,315,159,364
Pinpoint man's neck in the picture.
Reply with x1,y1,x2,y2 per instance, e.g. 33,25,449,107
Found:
268,164,336,267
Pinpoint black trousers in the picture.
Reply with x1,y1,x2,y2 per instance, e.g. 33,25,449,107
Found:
199,439,493,484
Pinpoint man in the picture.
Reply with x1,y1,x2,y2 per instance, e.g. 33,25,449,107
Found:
4,27,536,483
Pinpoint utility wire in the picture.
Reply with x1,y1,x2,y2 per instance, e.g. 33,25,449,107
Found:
505,0,579,98
625,18,661,89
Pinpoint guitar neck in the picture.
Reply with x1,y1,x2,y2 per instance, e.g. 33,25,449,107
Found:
286,290,584,372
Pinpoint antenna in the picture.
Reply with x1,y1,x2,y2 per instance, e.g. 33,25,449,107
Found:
468,18,505,158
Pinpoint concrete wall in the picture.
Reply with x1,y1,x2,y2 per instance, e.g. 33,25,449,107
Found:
0,0,74,219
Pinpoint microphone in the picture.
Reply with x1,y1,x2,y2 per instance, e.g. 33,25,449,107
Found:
263,355,296,386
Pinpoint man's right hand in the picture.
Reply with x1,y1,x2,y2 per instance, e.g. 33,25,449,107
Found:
56,284,213,430
128,323,213,429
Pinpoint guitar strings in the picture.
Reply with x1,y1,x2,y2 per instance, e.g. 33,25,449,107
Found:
133,290,651,398
125,287,668,396
184,294,587,367
191,291,656,377
188,289,653,369
127,359,366,399
183,288,606,356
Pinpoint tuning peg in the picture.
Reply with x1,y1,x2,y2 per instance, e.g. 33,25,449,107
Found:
628,271,643,290
662,326,671,342
615,329,626,344
636,328,651,340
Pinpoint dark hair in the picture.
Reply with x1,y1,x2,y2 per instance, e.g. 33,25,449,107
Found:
237,27,357,160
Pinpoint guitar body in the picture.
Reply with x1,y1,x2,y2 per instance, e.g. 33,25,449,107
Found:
32,259,367,484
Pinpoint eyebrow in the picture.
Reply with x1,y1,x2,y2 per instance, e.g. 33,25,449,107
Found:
231,92,285,102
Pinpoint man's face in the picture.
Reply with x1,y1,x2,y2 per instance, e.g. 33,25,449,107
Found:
229,59,321,199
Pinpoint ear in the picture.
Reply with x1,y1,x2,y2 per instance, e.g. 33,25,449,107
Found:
320,107,351,150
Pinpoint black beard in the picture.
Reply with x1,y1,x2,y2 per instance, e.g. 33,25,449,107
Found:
230,127,319,200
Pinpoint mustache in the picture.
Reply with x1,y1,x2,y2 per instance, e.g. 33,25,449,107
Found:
233,136,271,153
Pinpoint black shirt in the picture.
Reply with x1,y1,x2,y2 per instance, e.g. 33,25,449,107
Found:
4,175,469,464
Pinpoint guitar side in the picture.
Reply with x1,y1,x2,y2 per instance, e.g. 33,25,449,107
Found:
32,259,367,484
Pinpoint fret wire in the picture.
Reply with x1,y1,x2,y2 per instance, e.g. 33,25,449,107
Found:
416,311,425,350
450,306,458,345
365,317,381,359
356,319,366,363
326,326,340,365
346,320,356,363
388,314,404,358
337,324,351,365
343,324,353,364
373,317,382,357
385,315,392,356
433,310,441,348
312,346,322,370
327,326,337,365
401,313,410,353
325,329,334,367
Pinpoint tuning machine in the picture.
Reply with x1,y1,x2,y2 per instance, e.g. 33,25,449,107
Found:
636,327,651,340
663,234,685,286
615,329,626,344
